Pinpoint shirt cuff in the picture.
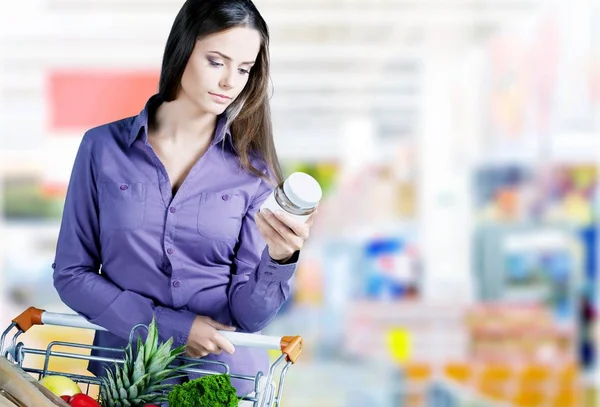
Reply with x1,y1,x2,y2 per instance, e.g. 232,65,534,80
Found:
155,306,197,348
257,247,298,282
272,250,300,265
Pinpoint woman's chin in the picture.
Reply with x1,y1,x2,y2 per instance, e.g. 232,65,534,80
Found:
201,99,229,116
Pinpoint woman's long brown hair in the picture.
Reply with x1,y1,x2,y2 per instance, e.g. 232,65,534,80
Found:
158,0,283,185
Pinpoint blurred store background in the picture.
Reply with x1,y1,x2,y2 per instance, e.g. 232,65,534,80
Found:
0,0,599,406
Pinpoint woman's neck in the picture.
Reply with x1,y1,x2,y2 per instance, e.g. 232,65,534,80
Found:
152,96,217,144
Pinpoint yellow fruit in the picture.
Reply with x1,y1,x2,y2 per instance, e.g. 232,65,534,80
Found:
39,375,82,397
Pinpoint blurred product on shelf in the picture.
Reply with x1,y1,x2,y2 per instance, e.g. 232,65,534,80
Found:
2,223,64,308
475,164,534,223
474,163,598,225
342,301,469,365
3,175,64,220
545,164,597,226
363,238,420,300
424,361,581,407
465,303,576,364
474,224,583,315
301,161,418,240
292,256,324,307
282,161,338,199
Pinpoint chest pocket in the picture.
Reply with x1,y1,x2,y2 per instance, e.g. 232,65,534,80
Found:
197,192,245,243
99,182,146,232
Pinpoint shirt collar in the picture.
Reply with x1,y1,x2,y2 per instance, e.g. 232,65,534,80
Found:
127,94,233,148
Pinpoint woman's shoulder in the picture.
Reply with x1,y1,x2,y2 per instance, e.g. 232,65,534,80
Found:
80,116,139,149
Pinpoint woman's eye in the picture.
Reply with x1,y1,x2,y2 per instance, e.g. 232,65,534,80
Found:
238,68,250,75
208,59,223,67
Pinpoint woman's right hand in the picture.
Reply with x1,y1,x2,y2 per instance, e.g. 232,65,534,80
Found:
185,316,236,358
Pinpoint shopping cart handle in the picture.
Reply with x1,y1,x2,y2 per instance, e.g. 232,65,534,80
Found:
220,331,303,363
12,307,104,332
11,308,303,363
11,307,45,332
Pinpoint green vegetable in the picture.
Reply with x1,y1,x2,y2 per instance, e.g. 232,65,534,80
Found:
168,374,239,407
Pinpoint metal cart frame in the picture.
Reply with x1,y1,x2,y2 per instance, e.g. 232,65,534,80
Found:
1,307,303,407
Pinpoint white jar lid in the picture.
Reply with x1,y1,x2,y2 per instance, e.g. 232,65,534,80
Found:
283,172,322,209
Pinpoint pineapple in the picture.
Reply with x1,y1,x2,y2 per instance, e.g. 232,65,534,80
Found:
99,318,194,407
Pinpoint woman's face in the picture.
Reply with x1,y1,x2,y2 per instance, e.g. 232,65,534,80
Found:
179,26,261,115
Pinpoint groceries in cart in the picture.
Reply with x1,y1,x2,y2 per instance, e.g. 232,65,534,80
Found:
1,307,303,407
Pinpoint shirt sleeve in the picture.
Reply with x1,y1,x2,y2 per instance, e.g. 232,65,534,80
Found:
52,133,196,347
227,175,299,333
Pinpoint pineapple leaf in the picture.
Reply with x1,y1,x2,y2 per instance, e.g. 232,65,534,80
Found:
99,379,110,398
149,363,199,388
126,383,138,400
132,342,146,383
151,369,170,382
99,317,201,407
99,376,108,390
105,368,120,400
126,344,135,369
144,317,158,364
129,372,151,389
146,351,168,372
114,366,125,395
147,358,170,376
136,335,143,364
164,350,186,367
155,371,191,385
170,344,186,357
99,385,109,407
140,393,169,404
122,347,134,389
121,363,131,389
147,342,173,375
156,337,173,356
146,383,177,393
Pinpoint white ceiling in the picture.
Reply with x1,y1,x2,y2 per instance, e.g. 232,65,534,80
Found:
0,0,543,159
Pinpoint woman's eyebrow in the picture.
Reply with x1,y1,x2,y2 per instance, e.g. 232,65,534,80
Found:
208,50,255,65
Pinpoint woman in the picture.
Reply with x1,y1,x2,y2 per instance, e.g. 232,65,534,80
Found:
52,0,313,396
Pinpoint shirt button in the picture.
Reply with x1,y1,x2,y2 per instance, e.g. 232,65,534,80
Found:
120,184,129,191
172,280,180,288
169,207,176,213
222,194,229,201
51,263,56,269
167,248,174,255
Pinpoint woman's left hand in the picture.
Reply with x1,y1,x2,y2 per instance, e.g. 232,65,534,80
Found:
256,209,315,262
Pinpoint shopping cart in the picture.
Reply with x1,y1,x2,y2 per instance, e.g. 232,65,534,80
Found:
1,307,303,407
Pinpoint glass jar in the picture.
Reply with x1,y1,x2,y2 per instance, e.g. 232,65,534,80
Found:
260,172,322,223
